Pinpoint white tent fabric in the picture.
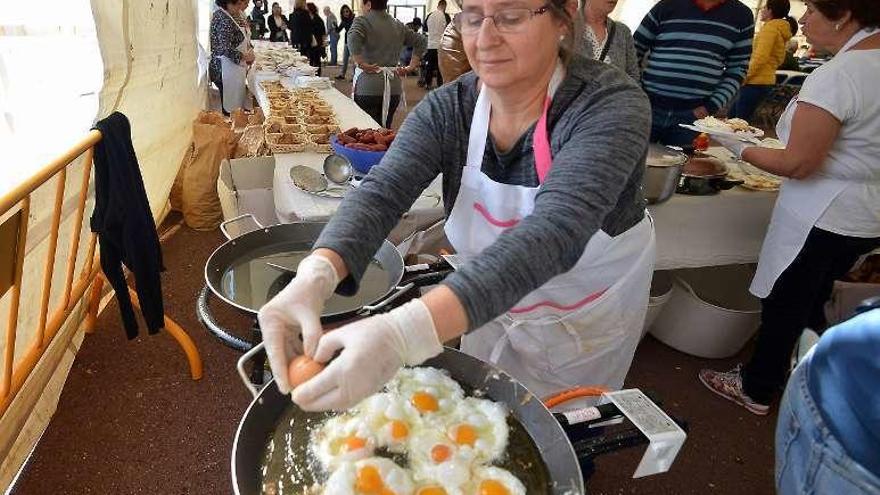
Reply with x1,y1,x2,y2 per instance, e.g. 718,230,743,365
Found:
0,0,201,489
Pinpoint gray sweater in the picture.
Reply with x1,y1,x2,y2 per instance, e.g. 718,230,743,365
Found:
348,10,427,96
315,56,651,329
579,18,641,82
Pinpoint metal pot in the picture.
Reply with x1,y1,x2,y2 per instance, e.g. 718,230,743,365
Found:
643,144,688,204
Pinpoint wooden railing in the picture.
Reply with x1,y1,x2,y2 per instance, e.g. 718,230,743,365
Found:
0,130,202,418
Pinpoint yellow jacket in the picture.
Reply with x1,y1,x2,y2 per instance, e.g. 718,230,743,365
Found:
744,19,794,85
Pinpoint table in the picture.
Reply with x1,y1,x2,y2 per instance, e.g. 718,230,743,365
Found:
253,74,445,243
649,147,778,270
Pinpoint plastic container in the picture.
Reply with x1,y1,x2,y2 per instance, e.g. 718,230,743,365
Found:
330,134,386,174
643,271,673,338
650,265,761,358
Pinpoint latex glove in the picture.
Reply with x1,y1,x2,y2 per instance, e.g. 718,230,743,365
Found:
291,299,443,411
714,134,755,160
257,254,339,394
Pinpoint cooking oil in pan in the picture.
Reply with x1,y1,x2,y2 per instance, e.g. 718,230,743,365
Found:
258,405,552,494
221,251,391,314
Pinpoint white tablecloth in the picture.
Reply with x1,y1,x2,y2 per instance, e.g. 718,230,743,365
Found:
649,147,778,270
254,74,445,240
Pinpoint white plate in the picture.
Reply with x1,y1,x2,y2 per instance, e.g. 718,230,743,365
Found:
678,123,764,141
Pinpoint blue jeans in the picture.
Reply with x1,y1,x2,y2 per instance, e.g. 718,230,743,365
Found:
329,34,339,65
729,85,774,121
776,355,880,495
650,105,699,147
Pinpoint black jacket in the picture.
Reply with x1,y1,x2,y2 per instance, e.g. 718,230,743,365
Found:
268,14,289,42
91,112,165,339
289,9,314,51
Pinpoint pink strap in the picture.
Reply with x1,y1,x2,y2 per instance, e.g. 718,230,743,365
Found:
532,96,553,184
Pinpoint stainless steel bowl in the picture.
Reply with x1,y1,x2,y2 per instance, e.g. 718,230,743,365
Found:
643,144,688,204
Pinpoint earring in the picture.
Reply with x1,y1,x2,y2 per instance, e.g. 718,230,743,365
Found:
835,22,842,31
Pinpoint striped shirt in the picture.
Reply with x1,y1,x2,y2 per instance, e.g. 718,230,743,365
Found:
634,0,755,113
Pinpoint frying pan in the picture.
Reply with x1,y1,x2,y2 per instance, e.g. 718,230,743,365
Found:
200,214,451,352
232,344,586,495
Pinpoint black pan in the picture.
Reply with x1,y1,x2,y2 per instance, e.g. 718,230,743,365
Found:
232,344,586,495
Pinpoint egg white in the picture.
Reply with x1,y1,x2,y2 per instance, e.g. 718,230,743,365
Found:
387,367,466,424
347,392,421,453
407,427,477,493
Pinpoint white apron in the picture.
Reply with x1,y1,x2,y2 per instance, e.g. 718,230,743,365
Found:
750,29,877,298
448,63,656,399
219,8,253,112
352,66,406,126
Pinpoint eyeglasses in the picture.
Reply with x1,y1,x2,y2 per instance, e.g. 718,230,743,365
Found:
456,3,551,35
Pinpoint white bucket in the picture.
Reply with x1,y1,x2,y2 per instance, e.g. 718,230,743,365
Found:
643,271,674,339
650,265,761,358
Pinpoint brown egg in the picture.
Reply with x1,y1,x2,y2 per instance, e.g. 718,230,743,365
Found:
287,355,325,389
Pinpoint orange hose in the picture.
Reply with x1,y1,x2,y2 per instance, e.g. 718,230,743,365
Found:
542,386,609,409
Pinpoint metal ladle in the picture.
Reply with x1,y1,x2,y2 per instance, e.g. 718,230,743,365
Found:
323,154,353,185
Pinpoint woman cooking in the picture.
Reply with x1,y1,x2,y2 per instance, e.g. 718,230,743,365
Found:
701,0,880,416
209,0,255,114
259,0,654,411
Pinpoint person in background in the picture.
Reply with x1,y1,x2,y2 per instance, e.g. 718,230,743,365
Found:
289,0,314,54
258,0,655,413
729,0,794,120
267,2,290,42
778,36,801,70
348,0,426,127
210,0,255,114
700,0,880,416
776,306,880,494
307,2,327,76
578,0,639,80
438,0,471,83
324,6,340,65
423,0,451,89
250,0,268,39
634,0,754,146
335,5,356,80
400,18,422,68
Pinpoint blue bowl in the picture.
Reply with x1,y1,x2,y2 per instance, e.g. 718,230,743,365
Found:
330,134,387,174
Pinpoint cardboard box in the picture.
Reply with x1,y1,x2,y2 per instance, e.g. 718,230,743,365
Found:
217,156,279,239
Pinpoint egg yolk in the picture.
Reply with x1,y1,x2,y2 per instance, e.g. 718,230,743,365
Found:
451,424,477,446
390,420,409,440
417,487,448,495
344,435,368,452
479,480,510,495
355,465,383,493
411,391,439,413
431,444,452,463
380,489,397,495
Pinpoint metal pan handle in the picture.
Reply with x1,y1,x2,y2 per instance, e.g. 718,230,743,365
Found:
220,213,264,240
237,341,267,399
357,282,416,316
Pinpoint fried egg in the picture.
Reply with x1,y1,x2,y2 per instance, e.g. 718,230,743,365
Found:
323,457,415,495
468,466,526,495
443,397,509,464
407,428,477,492
387,367,465,421
312,414,377,470
348,392,419,453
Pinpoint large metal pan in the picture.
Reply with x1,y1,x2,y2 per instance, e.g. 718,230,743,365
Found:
205,214,412,321
232,344,585,495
